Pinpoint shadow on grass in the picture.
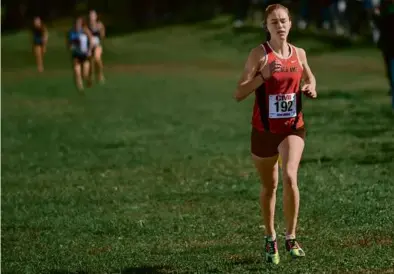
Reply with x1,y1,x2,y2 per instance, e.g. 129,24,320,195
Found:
223,254,263,273
48,271,89,274
119,265,175,274
226,255,259,266
48,265,175,274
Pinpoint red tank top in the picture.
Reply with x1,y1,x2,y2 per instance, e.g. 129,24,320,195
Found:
252,42,304,133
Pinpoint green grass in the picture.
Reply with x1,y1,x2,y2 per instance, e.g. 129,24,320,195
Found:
2,18,394,273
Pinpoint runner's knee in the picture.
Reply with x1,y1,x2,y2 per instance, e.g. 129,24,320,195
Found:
282,166,298,187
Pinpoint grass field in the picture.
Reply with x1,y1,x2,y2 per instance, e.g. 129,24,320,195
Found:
2,18,394,273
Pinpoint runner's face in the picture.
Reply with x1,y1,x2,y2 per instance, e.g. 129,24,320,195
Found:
75,18,83,30
267,8,291,41
34,17,41,27
89,11,97,21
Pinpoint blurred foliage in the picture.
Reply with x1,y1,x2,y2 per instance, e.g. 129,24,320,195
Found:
1,0,229,32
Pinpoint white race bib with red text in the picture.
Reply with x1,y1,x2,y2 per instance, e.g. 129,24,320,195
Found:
269,93,297,119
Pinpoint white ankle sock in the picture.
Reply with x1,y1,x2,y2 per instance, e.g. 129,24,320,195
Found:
285,234,296,240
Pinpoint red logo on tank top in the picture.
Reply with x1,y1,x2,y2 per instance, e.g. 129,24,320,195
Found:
275,94,293,101
279,66,298,73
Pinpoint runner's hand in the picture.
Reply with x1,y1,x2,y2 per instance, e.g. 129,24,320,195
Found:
301,84,317,98
260,59,282,80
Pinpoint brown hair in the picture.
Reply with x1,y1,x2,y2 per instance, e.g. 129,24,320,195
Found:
74,16,87,26
32,17,46,32
263,4,291,27
263,4,291,41
89,10,100,22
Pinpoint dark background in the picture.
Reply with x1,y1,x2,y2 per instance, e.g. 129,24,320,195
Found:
0,0,343,32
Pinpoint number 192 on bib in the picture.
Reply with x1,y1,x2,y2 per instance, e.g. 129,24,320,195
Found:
269,93,297,119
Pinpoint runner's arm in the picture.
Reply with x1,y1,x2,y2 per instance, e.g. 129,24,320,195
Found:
83,26,95,53
99,22,106,39
42,25,49,44
298,48,316,88
234,47,266,102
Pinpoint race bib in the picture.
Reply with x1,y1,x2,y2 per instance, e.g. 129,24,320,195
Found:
269,93,297,119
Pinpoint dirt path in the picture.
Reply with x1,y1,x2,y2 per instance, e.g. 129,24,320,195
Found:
1,60,239,83
1,54,384,84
